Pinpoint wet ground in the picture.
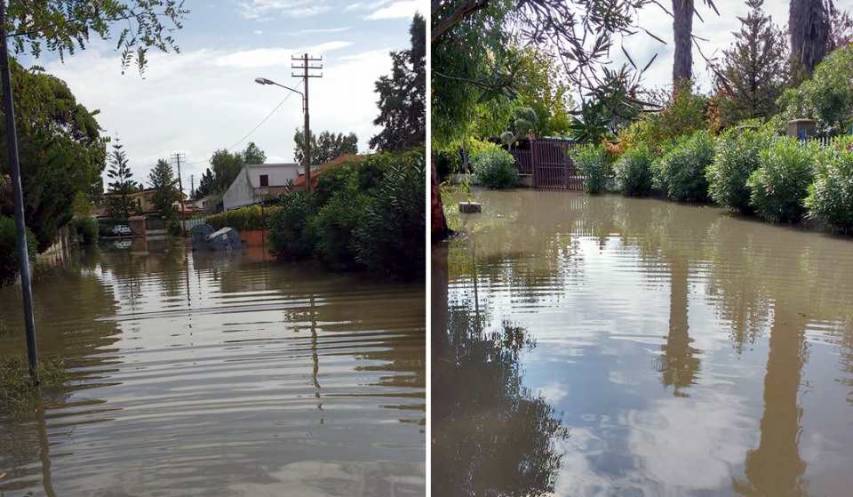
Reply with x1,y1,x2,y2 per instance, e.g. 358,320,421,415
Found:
1,241,424,497
433,189,853,497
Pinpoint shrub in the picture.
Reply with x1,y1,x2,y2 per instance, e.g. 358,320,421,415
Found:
653,130,715,202
353,154,425,279
571,143,612,193
73,217,99,245
268,192,317,259
806,144,853,232
0,216,36,286
471,144,518,189
747,137,817,223
707,124,776,213
614,146,654,196
311,189,370,270
778,45,853,135
207,204,280,231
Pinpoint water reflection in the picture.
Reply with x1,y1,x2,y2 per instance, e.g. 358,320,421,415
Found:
1,244,424,496
432,245,568,497
435,189,853,497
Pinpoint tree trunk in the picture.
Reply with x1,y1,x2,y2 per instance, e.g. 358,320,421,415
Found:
789,0,830,75
431,158,450,241
672,0,695,85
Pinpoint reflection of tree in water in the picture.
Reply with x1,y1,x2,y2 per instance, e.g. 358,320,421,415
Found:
656,256,700,396
433,246,567,497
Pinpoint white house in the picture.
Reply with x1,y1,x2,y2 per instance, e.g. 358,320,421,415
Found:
222,163,301,211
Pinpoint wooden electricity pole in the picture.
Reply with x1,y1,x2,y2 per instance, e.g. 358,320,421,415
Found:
172,153,187,236
291,53,322,192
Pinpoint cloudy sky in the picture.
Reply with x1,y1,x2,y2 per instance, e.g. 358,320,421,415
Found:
34,0,426,189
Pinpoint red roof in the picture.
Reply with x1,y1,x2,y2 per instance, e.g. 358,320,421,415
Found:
291,154,364,190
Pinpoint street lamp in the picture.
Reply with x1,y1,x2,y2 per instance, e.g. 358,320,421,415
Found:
255,76,311,191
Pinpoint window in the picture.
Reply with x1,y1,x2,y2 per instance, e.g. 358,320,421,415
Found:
259,174,269,187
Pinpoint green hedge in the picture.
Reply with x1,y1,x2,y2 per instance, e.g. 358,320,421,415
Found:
806,137,853,232
654,130,715,202
615,146,654,196
207,204,281,231
748,137,817,223
707,125,775,213
268,149,425,279
72,217,98,245
471,144,518,189
571,143,611,194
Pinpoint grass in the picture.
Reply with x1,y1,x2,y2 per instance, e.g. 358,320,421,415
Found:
0,356,69,417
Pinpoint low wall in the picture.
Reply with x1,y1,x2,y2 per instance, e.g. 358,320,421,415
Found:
239,229,268,247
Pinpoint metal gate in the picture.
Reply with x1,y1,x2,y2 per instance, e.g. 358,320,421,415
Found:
531,138,580,190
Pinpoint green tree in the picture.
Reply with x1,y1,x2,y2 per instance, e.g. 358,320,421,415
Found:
148,159,179,220
294,130,358,165
370,13,425,151
714,0,789,126
194,168,215,200
0,64,106,250
242,141,266,164
209,149,244,194
105,139,138,219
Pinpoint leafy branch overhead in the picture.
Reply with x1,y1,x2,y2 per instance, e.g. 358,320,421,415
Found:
5,0,189,74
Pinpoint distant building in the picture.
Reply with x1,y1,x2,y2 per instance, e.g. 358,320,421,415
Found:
222,163,301,211
98,189,187,218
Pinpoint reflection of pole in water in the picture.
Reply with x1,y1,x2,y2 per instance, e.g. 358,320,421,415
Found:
659,256,700,395
310,294,323,418
739,303,807,497
35,398,57,497
471,236,480,334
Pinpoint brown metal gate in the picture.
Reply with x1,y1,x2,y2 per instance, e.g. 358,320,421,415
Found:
531,138,580,190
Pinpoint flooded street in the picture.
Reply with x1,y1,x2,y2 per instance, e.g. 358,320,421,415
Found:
1,243,424,496
433,189,853,497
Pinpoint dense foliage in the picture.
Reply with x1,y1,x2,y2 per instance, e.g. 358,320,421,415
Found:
0,64,106,250
370,14,425,151
207,205,281,231
471,145,518,189
806,137,853,232
148,158,180,231
571,144,611,194
615,146,655,196
653,131,715,202
72,217,98,246
294,130,358,166
0,216,36,285
778,44,853,135
269,150,425,279
748,137,818,223
706,124,775,213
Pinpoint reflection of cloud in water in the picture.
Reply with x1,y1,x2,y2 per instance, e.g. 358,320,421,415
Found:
536,382,570,404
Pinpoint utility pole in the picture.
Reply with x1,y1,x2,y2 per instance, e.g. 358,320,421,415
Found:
172,153,187,236
190,174,195,200
291,53,322,192
0,0,39,384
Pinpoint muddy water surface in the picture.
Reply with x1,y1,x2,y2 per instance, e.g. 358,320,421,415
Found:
1,243,424,496
433,189,853,497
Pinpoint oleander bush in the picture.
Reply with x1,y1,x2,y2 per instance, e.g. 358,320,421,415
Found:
748,137,817,223
806,140,853,232
471,143,518,189
707,123,775,213
653,130,715,202
72,217,99,245
268,191,317,259
571,143,611,194
615,146,654,196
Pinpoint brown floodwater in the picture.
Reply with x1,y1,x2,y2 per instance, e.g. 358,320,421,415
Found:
433,189,853,497
1,241,424,496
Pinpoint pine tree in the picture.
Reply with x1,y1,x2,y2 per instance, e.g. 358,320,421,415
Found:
194,169,215,200
148,159,179,220
369,14,425,151
714,0,789,125
106,139,138,219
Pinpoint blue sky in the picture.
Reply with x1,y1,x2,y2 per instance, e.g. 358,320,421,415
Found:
38,0,426,189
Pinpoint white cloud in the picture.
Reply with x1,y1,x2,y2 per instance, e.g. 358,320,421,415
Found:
44,44,392,185
365,0,425,20
238,0,332,20
214,41,353,68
